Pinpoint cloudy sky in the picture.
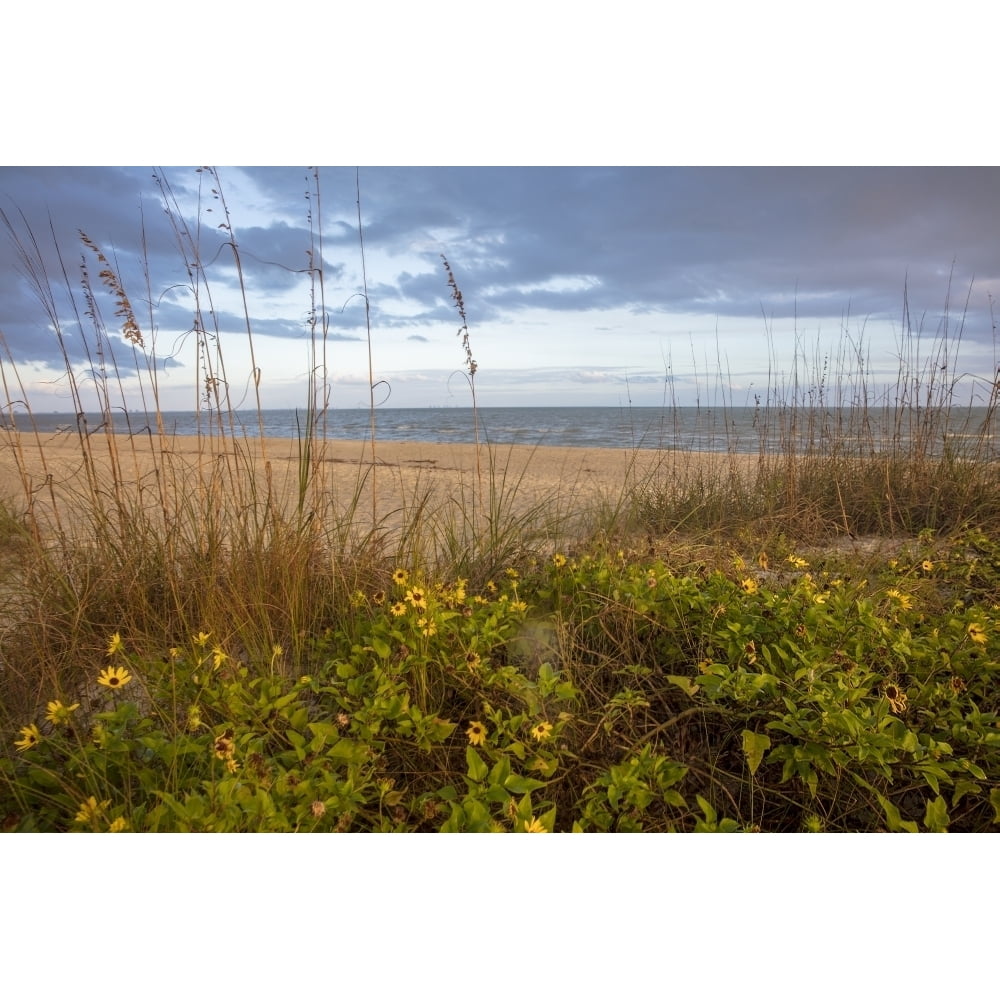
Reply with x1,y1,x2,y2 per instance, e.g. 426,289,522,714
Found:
2,165,998,412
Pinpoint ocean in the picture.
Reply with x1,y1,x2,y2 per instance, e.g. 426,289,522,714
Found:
6,406,999,457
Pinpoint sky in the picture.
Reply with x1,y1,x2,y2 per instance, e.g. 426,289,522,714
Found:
1,165,998,412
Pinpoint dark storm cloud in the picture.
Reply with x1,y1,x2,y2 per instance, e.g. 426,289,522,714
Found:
3,167,999,374
323,166,999,328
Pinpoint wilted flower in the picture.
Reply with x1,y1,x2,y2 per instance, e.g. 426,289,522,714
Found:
882,683,908,714
213,731,235,760
106,632,125,657
311,801,327,819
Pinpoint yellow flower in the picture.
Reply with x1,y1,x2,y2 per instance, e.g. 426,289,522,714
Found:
106,632,125,657
193,631,211,647
44,700,80,726
531,721,553,742
211,645,227,670
466,721,487,747
552,553,567,568
108,817,128,833
14,723,41,752
740,577,758,594
967,622,987,645
757,552,769,570
187,706,203,732
350,589,366,608
405,588,427,610
886,589,914,611
921,560,934,573
465,651,482,669
371,590,386,606
74,796,110,825
510,599,528,613
390,601,407,617
505,568,520,581
787,555,809,570
524,816,547,833
97,665,132,689
418,617,437,637
392,568,409,586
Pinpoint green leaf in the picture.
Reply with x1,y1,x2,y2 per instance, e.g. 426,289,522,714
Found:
742,730,771,776
504,774,546,795
923,795,950,832
877,794,918,833
666,675,699,697
466,746,488,783
370,636,391,660
990,789,1000,824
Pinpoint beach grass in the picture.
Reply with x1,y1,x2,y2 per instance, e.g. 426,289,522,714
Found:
2,178,999,832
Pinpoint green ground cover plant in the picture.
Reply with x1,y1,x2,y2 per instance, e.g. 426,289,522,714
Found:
2,169,999,830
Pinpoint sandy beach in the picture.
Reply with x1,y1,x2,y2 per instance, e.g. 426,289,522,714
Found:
0,431,758,539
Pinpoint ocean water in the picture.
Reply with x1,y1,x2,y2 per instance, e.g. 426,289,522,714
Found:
7,406,999,457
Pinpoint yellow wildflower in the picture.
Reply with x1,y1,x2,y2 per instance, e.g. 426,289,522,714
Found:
392,568,409,586
466,721,487,747
193,631,211,647
740,577,758,595
921,560,934,573
418,617,437,637
524,816,547,833
14,724,41,752
787,555,809,570
886,589,913,611
465,651,482,669
405,588,427,610
211,646,227,670
74,796,110,825
390,601,407,617
531,721,553,742
97,665,132,689
967,622,987,645
552,553,567,568
510,599,528,613
108,817,128,833
106,632,125,657
45,700,80,726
